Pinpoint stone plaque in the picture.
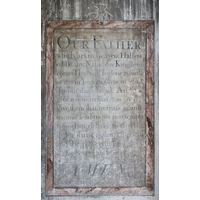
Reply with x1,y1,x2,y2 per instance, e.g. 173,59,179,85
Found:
46,21,154,196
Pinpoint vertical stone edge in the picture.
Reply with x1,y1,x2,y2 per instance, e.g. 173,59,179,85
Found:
153,0,159,199
46,22,54,195
146,22,154,192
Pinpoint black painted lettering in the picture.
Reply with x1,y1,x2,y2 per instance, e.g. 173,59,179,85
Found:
88,164,98,175
74,166,78,176
128,41,133,49
57,35,70,49
83,41,89,49
101,164,111,175
135,41,141,49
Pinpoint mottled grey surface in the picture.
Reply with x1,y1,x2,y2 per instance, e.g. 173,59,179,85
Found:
41,0,159,199
53,28,146,187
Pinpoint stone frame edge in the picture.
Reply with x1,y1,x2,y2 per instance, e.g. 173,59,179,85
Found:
45,20,154,196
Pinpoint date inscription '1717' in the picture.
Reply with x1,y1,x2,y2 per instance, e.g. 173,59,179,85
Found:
53,28,147,188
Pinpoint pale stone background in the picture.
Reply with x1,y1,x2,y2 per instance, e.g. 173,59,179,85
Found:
53,28,147,188
41,0,159,199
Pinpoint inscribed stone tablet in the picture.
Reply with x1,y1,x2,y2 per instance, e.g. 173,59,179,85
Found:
53,28,146,187
45,21,155,196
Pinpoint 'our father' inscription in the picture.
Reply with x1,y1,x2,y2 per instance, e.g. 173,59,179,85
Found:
53,29,146,187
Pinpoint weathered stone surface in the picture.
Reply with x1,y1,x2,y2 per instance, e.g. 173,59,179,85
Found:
42,1,159,199
53,28,146,187
45,21,154,196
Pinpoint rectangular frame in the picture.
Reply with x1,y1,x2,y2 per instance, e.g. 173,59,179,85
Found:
46,21,154,196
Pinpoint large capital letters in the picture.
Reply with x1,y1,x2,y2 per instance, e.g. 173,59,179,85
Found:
101,164,111,176
88,164,98,175
135,41,141,49
57,35,70,49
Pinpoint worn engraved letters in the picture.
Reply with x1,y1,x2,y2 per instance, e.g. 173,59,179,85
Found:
46,21,154,196
54,28,146,187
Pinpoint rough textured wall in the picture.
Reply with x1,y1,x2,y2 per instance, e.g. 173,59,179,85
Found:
41,1,159,199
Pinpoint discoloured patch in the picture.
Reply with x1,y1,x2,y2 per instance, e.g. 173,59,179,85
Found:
47,158,53,175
